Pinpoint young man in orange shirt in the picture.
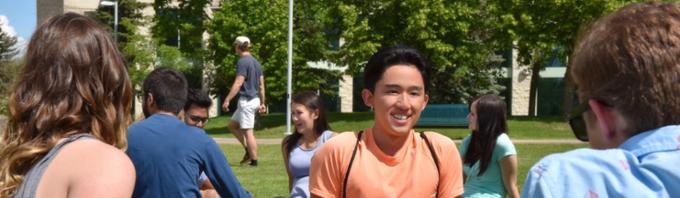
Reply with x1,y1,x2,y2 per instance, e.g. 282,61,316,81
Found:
309,45,464,197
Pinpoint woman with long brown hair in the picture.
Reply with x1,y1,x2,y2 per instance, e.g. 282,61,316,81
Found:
0,13,135,197
459,94,519,198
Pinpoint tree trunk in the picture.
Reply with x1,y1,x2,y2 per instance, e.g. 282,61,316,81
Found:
528,61,541,117
563,64,576,120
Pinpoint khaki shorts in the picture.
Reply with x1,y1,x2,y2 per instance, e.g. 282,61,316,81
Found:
231,97,260,129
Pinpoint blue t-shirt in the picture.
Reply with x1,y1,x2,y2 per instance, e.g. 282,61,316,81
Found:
522,125,680,198
127,114,251,198
459,133,516,198
236,55,262,100
288,130,334,198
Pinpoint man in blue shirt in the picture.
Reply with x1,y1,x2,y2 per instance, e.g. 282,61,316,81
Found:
522,2,680,197
127,67,251,198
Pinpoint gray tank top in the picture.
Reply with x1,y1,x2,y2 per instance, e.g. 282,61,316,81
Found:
13,133,96,198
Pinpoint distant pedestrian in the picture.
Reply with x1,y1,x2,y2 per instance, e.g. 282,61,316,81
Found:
222,36,266,167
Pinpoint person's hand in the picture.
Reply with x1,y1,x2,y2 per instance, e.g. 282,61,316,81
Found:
258,104,267,113
222,101,230,112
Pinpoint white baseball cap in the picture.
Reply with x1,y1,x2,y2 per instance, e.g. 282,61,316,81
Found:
234,36,251,47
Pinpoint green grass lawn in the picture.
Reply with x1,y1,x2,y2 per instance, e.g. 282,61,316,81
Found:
221,143,586,197
206,112,575,140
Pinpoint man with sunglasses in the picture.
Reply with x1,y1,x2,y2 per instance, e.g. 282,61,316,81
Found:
183,88,219,198
127,68,251,197
522,2,680,197
185,88,212,129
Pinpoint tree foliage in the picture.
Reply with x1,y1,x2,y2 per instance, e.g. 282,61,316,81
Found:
327,0,507,103
90,0,155,90
0,23,19,114
151,0,211,88
208,0,340,104
496,0,628,115
0,22,18,61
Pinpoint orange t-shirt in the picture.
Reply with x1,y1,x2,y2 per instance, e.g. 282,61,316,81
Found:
309,128,464,198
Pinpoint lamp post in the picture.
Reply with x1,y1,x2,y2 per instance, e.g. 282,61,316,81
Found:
100,0,118,42
285,0,293,135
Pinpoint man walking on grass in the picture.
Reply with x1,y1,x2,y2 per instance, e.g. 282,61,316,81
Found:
222,36,266,167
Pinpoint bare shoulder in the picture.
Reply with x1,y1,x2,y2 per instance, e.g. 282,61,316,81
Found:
61,139,134,168
57,139,135,197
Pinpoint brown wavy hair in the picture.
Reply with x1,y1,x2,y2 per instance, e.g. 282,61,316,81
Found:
571,2,680,135
0,12,132,196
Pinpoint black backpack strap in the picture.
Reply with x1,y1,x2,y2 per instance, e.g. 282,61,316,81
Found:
342,131,363,198
420,131,440,198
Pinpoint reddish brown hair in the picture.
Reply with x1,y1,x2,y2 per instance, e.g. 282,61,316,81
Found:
571,2,680,135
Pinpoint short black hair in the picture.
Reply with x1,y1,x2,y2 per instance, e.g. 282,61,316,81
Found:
143,67,188,114
184,88,213,111
363,45,431,93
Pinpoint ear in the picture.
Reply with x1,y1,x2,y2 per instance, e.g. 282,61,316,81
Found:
588,99,618,140
311,108,319,120
421,94,430,111
146,93,155,107
361,89,374,108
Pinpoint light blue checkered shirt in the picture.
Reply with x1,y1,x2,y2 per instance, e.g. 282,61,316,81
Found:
521,125,680,198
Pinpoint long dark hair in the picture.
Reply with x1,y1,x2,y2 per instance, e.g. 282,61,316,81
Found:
283,91,331,155
0,13,132,196
463,94,507,176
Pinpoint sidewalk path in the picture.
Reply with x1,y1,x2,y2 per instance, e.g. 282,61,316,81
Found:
212,137,586,145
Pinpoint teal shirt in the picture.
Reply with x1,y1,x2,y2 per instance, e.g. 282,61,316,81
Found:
459,133,516,198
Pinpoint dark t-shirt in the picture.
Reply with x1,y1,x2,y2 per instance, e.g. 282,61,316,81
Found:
236,55,263,100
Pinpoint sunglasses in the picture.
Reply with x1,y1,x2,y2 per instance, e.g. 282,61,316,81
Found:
189,115,209,125
567,97,589,142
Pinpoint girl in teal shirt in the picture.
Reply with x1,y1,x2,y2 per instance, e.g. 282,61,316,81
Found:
459,94,519,198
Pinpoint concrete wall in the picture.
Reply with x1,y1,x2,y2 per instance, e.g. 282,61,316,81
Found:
339,75,353,112
37,0,64,25
510,48,532,116
64,0,99,14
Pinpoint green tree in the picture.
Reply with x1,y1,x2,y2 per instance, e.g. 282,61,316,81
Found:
0,59,21,115
208,0,340,105
0,22,18,61
152,0,211,88
497,0,629,116
327,0,507,103
0,23,20,114
91,0,155,89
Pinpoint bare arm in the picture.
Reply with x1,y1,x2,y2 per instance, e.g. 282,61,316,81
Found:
499,155,520,198
222,75,245,112
258,75,266,113
56,140,136,198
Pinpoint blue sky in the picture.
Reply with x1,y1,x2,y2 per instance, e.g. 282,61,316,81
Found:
0,0,36,54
